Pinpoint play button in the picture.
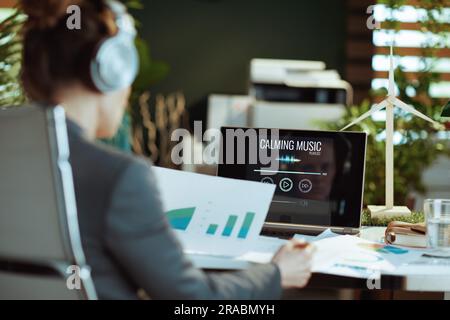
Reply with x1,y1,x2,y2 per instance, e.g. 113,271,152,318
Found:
279,178,293,192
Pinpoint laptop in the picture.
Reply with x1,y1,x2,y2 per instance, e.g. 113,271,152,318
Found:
217,126,367,237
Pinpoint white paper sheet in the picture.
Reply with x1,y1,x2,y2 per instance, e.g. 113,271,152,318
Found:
311,235,425,279
294,228,341,243
153,167,277,258
235,236,288,263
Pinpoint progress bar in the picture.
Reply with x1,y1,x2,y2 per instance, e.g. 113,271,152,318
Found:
272,200,296,204
254,169,326,176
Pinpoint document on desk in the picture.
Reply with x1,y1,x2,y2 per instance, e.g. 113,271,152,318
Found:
384,254,450,276
153,167,282,261
294,228,340,242
311,235,426,279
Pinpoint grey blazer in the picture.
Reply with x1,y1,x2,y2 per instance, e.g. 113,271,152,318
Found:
67,120,282,300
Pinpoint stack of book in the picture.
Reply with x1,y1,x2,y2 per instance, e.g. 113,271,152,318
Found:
385,221,427,248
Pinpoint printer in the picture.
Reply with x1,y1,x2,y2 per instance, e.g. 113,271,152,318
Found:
248,58,353,130
207,58,352,131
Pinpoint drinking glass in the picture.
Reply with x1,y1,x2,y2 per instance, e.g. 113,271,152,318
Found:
424,199,450,257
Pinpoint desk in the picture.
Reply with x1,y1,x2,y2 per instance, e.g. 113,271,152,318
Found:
192,226,450,299
309,227,450,299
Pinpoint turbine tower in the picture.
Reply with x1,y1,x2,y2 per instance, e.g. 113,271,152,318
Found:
341,45,440,217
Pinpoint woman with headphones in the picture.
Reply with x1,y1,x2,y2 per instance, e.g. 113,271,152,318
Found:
20,0,313,299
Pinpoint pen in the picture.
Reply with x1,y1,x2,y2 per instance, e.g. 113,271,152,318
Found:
293,242,311,250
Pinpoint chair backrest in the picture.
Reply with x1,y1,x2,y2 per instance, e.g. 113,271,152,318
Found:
0,105,97,300
0,262,91,300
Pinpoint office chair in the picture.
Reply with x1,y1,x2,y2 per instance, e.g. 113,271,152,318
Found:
0,105,97,300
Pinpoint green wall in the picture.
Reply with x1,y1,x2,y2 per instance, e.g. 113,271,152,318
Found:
135,0,346,114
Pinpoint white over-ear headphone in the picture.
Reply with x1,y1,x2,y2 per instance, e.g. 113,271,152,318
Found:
89,0,139,93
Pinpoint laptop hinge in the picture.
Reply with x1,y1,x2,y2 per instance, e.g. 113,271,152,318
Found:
343,227,358,235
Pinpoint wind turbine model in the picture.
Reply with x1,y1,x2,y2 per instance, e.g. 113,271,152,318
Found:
341,45,440,218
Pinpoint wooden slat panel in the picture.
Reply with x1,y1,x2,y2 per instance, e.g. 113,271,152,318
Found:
381,21,450,32
347,0,450,105
350,0,448,10
346,0,375,104
354,90,372,104
0,0,16,8
347,0,375,10
346,65,374,84
373,96,448,104
404,0,450,8
376,46,450,58
347,41,375,60
347,15,374,35
374,71,450,81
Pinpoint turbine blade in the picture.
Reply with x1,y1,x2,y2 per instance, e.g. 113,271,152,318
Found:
388,44,395,97
392,97,439,125
340,100,388,131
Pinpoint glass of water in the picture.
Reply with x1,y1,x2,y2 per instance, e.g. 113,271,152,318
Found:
424,199,450,256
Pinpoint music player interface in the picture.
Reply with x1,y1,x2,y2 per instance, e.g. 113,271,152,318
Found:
246,136,336,225
218,127,367,229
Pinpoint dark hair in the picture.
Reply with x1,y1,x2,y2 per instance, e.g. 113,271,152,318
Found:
20,0,117,104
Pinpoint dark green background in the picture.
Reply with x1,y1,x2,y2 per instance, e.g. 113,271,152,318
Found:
135,0,347,114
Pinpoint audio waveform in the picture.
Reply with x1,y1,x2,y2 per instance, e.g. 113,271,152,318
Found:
276,155,301,163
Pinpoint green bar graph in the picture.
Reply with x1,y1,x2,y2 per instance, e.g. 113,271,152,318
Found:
237,212,255,239
206,224,218,235
221,215,238,236
166,207,196,230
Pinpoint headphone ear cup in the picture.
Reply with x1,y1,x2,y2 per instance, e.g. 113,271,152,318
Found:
90,35,139,93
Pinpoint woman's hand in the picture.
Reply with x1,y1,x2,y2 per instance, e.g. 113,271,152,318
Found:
271,239,315,289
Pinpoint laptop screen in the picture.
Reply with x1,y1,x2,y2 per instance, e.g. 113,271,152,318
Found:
218,127,367,228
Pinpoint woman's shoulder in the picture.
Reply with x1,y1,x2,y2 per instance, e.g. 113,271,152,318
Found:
68,130,154,192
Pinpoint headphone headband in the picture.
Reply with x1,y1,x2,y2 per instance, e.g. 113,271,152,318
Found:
107,0,136,37
89,0,139,93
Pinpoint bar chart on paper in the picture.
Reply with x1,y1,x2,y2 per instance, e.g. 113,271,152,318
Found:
165,205,264,256
154,166,275,257
204,212,256,239
167,207,196,230
167,207,257,240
